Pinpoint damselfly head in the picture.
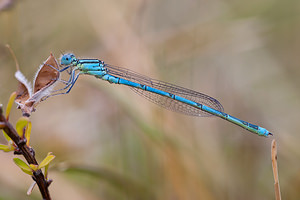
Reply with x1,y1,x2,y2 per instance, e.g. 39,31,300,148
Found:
60,53,76,65
15,53,60,116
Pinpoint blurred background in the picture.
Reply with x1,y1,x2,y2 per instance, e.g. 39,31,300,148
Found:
0,0,299,199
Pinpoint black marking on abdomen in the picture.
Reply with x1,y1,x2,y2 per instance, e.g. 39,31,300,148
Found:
196,103,203,109
169,93,175,99
249,123,258,130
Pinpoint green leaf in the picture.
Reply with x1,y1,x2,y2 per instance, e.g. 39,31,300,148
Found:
0,141,14,152
7,141,15,151
0,144,11,152
16,117,30,138
44,164,49,180
29,164,38,171
0,144,8,150
38,152,55,169
6,92,17,120
25,121,32,146
2,130,12,142
13,158,33,175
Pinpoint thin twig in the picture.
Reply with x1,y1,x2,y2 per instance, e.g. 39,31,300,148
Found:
5,44,20,71
0,105,51,200
271,139,281,200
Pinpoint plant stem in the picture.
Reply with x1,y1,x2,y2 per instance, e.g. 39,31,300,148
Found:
271,139,281,200
0,105,51,200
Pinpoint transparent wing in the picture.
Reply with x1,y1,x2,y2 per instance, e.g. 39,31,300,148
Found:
104,64,224,117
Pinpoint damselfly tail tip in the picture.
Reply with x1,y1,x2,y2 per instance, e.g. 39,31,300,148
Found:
269,132,273,136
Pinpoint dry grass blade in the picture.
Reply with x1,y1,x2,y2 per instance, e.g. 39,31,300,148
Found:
271,139,281,200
